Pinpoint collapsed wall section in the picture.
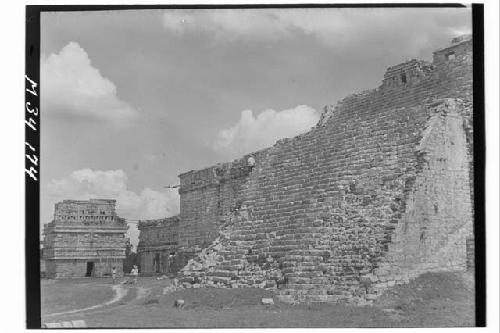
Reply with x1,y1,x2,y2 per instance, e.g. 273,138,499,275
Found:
176,156,259,260
176,36,473,303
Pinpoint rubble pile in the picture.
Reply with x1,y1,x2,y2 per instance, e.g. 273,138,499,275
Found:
179,206,284,290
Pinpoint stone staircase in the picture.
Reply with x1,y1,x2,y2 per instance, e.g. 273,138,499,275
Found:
179,205,271,288
179,182,403,306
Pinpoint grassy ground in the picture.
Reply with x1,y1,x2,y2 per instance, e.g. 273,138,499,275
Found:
41,278,114,316
41,271,475,328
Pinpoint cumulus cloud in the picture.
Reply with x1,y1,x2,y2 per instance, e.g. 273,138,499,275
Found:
162,10,292,40
41,42,138,127
45,169,179,246
213,105,319,157
161,8,471,55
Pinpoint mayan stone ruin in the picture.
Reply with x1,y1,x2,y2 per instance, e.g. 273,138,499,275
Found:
43,199,129,278
137,215,181,274
140,35,474,304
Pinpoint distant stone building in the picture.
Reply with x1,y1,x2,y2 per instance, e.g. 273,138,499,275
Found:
137,216,181,274
43,199,128,278
40,246,46,278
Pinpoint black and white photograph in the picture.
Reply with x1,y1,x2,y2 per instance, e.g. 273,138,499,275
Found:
17,2,496,330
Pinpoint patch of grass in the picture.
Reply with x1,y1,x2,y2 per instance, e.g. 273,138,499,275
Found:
40,272,475,328
41,278,114,315
375,271,475,327
161,287,275,310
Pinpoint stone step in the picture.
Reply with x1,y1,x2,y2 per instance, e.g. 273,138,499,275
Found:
283,283,327,290
285,258,318,265
282,257,324,264
237,271,266,277
206,270,238,278
210,276,232,284
279,288,328,296
287,276,330,284
287,249,331,256
267,245,301,253
283,270,326,278
216,264,245,271
217,252,246,259
234,227,329,237
282,268,324,275
271,239,304,246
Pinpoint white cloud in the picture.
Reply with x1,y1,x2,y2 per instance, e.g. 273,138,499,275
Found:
45,169,179,247
162,10,291,40
213,105,319,157
161,8,471,55
41,42,138,127
143,153,164,162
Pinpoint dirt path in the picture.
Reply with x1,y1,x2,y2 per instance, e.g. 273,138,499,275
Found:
134,287,150,303
44,284,128,317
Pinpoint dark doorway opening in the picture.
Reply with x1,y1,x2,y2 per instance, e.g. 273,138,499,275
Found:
155,253,161,273
86,262,94,277
401,73,407,84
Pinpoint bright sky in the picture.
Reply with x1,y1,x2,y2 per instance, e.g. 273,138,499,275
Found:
40,7,471,246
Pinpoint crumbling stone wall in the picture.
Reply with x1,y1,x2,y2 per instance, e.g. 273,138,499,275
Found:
370,99,473,296
43,199,128,278
137,216,180,274
177,157,257,258
52,199,118,224
175,36,473,303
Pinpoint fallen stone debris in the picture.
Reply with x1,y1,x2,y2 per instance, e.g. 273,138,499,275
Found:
174,299,185,309
261,298,274,306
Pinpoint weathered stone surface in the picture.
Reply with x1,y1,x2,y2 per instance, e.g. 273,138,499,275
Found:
139,36,474,304
43,199,128,279
174,299,185,308
137,216,180,274
261,298,274,305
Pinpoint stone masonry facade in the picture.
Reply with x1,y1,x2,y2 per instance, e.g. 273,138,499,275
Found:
43,199,129,278
139,35,474,304
137,216,181,274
